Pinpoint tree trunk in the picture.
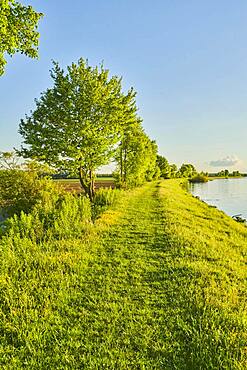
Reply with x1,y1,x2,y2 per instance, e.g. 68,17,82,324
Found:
78,166,93,201
123,146,127,185
78,166,95,202
120,141,123,183
89,170,95,201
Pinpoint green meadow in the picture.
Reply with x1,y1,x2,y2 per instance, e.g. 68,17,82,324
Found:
0,180,246,369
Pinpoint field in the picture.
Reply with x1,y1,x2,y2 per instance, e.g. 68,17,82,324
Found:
0,180,246,369
56,177,115,193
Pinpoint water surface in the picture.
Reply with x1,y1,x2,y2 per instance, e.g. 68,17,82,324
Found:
189,177,247,219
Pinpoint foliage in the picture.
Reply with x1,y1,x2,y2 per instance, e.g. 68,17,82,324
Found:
211,169,242,178
232,170,241,177
156,154,170,178
52,194,92,239
169,163,178,178
189,173,208,183
0,0,43,75
19,59,138,200
156,156,179,179
3,191,92,241
93,187,119,207
177,163,197,178
0,169,62,218
24,159,55,177
114,122,158,188
92,187,120,219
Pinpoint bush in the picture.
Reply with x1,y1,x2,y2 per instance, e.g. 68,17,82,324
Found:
0,169,63,218
189,174,208,183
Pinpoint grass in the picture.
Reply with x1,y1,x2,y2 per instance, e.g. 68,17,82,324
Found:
0,180,246,368
158,180,247,369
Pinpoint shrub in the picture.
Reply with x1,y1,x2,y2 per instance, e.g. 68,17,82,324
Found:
4,211,44,241
189,174,208,183
0,169,62,218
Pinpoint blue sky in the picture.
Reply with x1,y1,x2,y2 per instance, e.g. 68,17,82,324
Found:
1,0,247,171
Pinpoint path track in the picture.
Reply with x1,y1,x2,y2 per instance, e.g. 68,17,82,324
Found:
76,182,181,368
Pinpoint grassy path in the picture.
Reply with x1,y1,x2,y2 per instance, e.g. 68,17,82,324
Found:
78,183,171,369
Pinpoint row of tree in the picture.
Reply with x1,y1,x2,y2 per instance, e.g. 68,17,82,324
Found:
209,170,242,178
156,156,197,179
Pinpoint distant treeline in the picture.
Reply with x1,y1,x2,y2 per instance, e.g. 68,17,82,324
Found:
207,170,247,178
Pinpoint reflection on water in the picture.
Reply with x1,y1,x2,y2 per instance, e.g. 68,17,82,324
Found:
189,178,247,219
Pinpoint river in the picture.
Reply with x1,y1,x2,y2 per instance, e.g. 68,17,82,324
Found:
189,177,247,219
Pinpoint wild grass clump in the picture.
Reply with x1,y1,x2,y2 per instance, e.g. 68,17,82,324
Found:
92,188,121,219
3,193,92,242
52,194,91,239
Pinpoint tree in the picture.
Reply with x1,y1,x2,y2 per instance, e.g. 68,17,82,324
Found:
232,170,241,177
169,164,177,178
114,122,158,188
156,155,170,178
0,0,43,75
224,169,229,178
178,163,197,178
145,141,160,181
19,59,138,200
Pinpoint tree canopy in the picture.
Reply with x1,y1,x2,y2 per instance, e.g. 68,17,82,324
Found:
177,163,197,178
19,59,138,199
0,0,43,75
114,122,158,188
156,155,170,178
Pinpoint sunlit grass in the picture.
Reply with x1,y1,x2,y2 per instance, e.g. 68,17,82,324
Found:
0,180,246,368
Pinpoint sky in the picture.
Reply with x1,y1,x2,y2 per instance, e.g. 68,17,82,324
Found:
1,0,247,172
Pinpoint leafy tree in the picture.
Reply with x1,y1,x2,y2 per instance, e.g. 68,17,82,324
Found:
178,163,197,178
114,122,158,188
169,163,177,178
224,169,229,178
216,169,230,177
19,59,138,200
0,0,42,75
145,141,160,181
156,155,170,178
232,170,241,177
